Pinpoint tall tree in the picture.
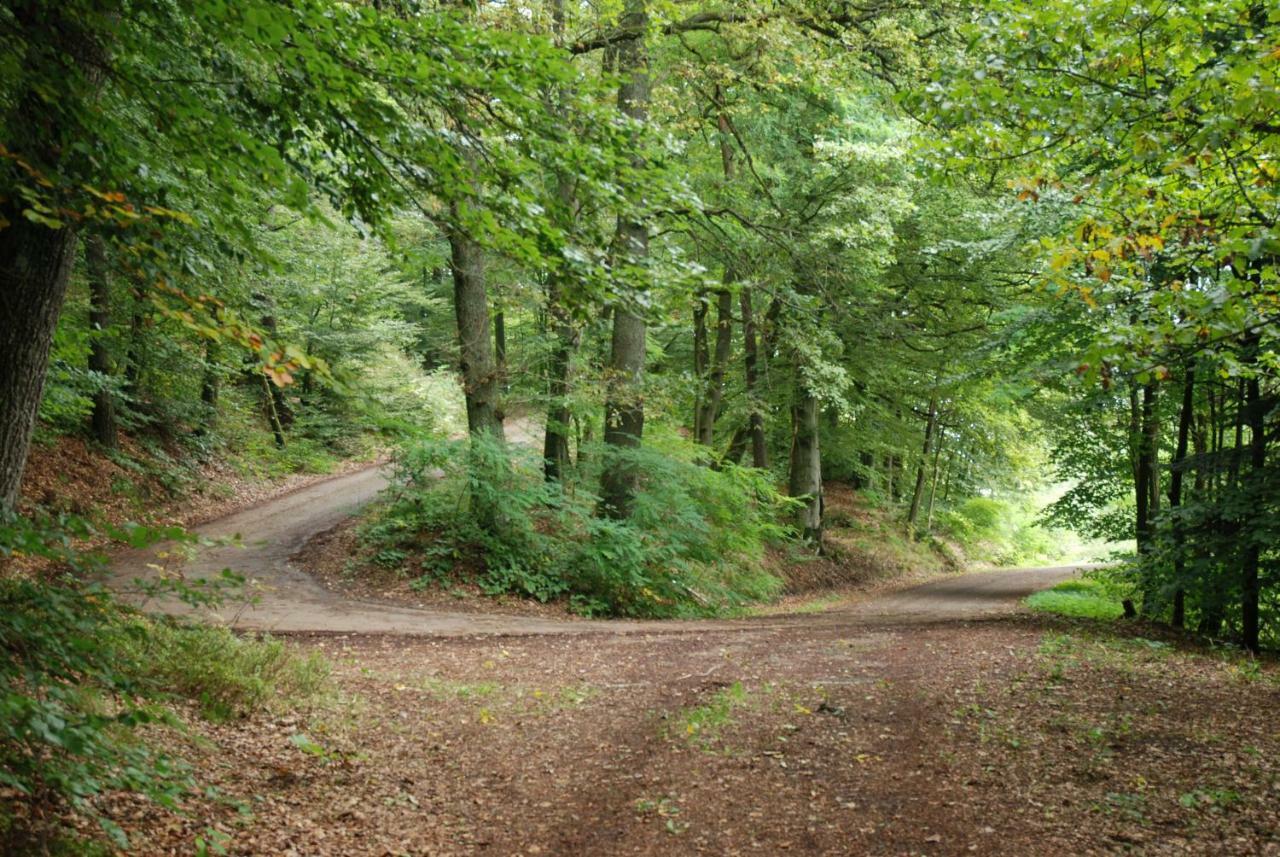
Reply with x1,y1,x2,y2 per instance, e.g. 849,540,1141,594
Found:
542,0,580,483
788,384,822,545
448,213,504,444
0,4,110,513
600,0,651,518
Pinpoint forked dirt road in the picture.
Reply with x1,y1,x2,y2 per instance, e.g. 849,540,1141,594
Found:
103,437,1280,856
109,448,1078,635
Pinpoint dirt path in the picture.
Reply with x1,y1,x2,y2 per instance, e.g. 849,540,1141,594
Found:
123,599,1279,857
100,437,1280,856
109,444,1078,634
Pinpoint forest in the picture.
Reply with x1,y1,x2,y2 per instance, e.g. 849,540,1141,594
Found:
1,1,1277,854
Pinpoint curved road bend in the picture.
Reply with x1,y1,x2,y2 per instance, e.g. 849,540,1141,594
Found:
109,463,1082,637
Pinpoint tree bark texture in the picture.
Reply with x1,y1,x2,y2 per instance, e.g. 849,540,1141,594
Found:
0,5,109,514
924,423,944,536
542,0,579,483
600,0,650,519
1242,366,1265,653
695,287,733,446
692,292,708,441
1168,363,1195,629
908,397,938,534
0,213,79,513
740,287,767,468
1134,383,1158,555
85,234,118,449
695,102,737,448
448,219,504,442
543,272,578,482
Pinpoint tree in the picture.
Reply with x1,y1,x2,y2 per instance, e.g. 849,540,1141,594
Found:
599,0,652,519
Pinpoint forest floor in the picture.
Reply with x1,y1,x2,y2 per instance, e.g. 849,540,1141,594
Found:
87,605,1280,856
15,432,381,554
83,430,1280,856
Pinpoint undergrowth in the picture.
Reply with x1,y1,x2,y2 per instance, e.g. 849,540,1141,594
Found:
361,431,794,618
0,514,330,852
936,495,1065,567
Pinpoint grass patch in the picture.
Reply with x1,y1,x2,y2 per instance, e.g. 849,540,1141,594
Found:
420,677,502,700
672,682,749,748
1027,576,1125,620
118,618,332,722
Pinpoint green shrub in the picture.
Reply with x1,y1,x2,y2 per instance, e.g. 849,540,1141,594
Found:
942,497,1006,541
939,495,1067,566
364,431,793,617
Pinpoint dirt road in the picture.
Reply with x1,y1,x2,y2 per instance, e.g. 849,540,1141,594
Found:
102,440,1280,857
109,454,1078,634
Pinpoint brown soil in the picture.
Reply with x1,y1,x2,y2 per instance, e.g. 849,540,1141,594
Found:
10,432,378,579
81,615,1280,856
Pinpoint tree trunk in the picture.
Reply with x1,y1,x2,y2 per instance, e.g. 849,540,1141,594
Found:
924,426,945,536
252,294,294,430
942,449,956,503
1137,382,1162,614
448,221,504,442
201,342,220,410
448,213,507,532
599,0,650,519
1144,383,1161,521
577,415,593,469
601,304,646,517
493,300,507,393
1202,379,1246,637
907,396,938,535
1134,383,1158,555
1168,363,1195,629
84,234,118,449
740,287,767,468
788,385,822,546
0,212,79,513
696,287,733,446
696,102,737,447
1241,358,1265,653
692,292,708,440
543,272,578,482
260,373,287,449
542,0,579,484
724,425,748,465
0,6,109,514
124,291,144,394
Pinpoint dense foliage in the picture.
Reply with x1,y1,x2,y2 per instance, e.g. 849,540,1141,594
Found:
920,0,1279,649
1,0,1276,849
368,433,791,617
